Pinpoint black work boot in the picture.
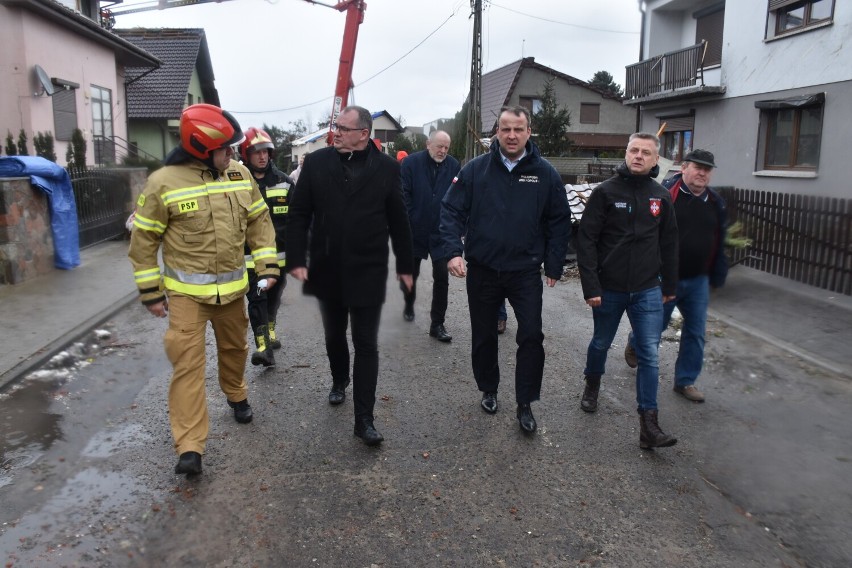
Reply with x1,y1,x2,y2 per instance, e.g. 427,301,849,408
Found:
228,399,253,424
580,375,601,413
174,451,202,476
328,378,350,405
639,409,677,449
354,417,384,446
268,320,282,350
250,325,275,367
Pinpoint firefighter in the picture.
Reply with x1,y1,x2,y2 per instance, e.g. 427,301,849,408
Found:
239,128,292,367
129,104,279,476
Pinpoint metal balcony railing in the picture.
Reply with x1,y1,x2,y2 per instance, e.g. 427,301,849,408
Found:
625,41,708,100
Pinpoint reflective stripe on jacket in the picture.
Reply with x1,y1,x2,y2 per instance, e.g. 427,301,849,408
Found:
129,159,279,305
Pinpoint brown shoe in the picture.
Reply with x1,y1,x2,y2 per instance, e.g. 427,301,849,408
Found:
624,343,638,368
497,320,507,335
673,384,705,402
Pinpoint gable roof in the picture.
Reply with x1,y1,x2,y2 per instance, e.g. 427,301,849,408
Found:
479,57,622,134
115,28,218,119
0,0,160,67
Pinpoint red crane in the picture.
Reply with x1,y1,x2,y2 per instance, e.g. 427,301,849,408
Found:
100,0,366,144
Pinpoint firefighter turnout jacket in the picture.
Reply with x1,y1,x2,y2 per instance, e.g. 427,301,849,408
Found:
129,159,279,306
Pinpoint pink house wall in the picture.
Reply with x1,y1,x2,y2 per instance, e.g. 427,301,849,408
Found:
0,5,128,166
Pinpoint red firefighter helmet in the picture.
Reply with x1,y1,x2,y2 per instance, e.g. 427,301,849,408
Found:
179,104,244,160
239,127,275,162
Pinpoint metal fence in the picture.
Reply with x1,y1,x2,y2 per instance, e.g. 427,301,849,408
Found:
718,187,852,295
67,166,131,249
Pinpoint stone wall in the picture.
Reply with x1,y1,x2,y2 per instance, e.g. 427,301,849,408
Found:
0,177,54,285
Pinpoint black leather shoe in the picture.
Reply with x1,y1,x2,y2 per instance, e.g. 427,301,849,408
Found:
580,375,601,413
429,324,452,342
481,391,498,414
175,451,202,475
403,305,415,322
354,419,384,446
328,379,350,406
227,399,253,423
517,404,537,433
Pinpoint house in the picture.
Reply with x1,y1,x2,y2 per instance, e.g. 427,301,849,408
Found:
624,0,851,294
625,0,850,198
291,110,404,163
115,28,219,162
0,0,160,165
479,57,636,157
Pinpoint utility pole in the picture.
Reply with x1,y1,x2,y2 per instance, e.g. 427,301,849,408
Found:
465,0,483,162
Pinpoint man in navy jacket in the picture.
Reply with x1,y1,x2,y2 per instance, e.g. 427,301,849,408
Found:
400,130,460,342
440,106,572,434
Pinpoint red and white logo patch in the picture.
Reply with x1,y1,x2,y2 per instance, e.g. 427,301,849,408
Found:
649,198,661,217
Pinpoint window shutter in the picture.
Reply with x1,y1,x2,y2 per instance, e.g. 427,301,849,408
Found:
660,115,694,132
695,8,724,66
52,89,77,141
580,103,600,124
768,0,801,10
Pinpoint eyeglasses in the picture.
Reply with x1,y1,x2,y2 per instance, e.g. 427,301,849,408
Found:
332,123,366,133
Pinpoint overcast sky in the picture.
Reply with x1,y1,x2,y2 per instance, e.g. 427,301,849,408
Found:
115,0,642,133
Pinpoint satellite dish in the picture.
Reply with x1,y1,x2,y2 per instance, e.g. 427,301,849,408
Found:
34,64,55,96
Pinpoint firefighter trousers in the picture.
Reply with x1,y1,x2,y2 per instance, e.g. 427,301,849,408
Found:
164,295,249,455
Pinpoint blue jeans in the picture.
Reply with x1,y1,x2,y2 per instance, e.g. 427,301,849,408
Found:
584,287,664,411
628,275,709,388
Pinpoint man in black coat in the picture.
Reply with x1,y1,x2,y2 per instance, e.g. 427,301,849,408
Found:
400,130,460,342
287,106,414,446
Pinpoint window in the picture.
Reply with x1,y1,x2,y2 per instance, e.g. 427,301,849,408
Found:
767,0,833,38
658,115,694,163
580,103,600,124
755,93,823,171
91,85,114,164
695,4,724,67
187,93,194,106
52,88,77,141
518,97,542,115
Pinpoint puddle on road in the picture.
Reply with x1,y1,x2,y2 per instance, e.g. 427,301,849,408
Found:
0,328,117,487
82,423,153,458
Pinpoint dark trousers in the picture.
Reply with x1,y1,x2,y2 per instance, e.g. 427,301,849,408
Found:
402,256,449,326
247,270,286,331
318,300,383,421
466,264,544,405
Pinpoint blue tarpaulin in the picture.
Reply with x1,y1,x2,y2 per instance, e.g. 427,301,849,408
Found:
0,156,80,269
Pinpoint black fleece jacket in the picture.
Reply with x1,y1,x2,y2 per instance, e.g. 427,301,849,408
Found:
577,162,678,299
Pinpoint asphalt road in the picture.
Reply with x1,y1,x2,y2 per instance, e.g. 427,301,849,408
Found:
1,267,850,567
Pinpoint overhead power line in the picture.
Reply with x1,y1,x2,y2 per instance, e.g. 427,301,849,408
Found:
488,2,639,35
231,5,462,115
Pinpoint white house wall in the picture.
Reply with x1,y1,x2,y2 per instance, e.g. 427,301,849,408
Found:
722,2,852,98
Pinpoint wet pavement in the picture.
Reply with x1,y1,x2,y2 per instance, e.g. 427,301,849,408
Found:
1,259,851,567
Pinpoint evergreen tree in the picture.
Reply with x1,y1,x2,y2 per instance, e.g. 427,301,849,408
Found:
531,77,572,157
589,70,624,98
70,128,87,168
17,129,29,156
65,143,74,167
450,100,469,161
34,132,58,162
4,132,15,156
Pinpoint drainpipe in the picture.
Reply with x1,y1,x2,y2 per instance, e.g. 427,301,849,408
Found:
636,0,647,133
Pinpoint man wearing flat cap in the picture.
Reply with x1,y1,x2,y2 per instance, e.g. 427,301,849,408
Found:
625,149,728,403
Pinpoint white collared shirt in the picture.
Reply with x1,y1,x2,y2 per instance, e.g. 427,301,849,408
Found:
500,148,527,172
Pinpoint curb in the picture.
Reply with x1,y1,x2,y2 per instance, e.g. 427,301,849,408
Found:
0,290,139,393
709,308,852,380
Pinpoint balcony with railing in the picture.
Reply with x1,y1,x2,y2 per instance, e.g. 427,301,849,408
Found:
624,41,725,105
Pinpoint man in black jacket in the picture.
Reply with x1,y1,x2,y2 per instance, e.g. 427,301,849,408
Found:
440,106,572,434
576,132,679,450
400,130,460,342
287,106,414,446
240,127,292,367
